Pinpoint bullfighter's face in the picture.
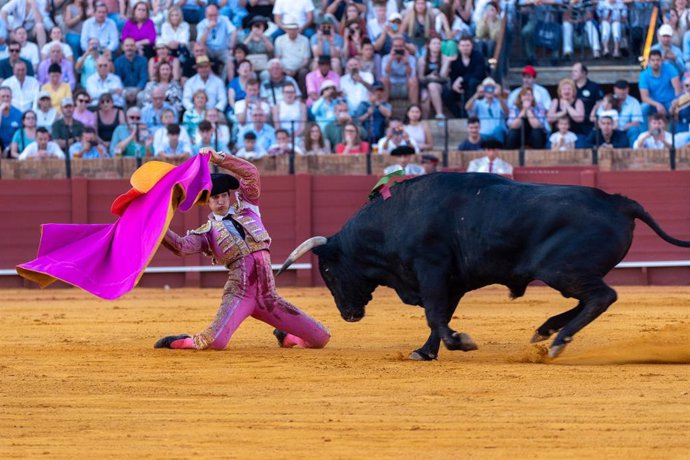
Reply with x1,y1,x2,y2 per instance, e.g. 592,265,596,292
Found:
209,191,236,216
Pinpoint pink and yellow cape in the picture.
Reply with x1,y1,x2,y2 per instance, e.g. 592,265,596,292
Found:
16,154,213,300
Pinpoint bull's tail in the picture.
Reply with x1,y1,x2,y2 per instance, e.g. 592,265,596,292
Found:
627,199,690,248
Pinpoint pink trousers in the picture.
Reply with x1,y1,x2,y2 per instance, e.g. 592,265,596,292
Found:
190,250,330,350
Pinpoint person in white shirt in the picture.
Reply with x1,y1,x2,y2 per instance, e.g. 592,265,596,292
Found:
377,118,420,154
85,55,124,107
235,130,267,160
273,0,315,37
383,145,425,175
507,66,552,113
33,91,58,129
549,116,578,151
79,3,120,53
4,60,40,112
152,108,192,154
466,138,513,176
18,127,65,160
182,55,227,112
40,27,74,62
1,0,49,49
367,3,388,40
274,20,311,83
633,113,673,149
14,26,40,71
340,57,374,115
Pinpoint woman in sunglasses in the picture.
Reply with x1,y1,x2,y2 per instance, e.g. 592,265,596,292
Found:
9,110,37,159
72,89,96,128
96,92,125,148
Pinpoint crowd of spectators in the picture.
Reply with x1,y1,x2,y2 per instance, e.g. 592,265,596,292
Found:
0,0,686,169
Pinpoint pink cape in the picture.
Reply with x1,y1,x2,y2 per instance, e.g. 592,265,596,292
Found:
16,154,212,300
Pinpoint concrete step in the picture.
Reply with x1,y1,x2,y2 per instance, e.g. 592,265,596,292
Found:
507,64,641,88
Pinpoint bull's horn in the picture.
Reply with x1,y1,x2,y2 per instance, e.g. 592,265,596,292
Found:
276,236,327,276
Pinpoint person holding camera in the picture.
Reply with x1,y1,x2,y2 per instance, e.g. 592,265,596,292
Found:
376,117,419,154
632,113,673,149
69,127,108,159
311,14,343,73
79,3,119,54
381,36,418,104
465,76,508,143
110,106,150,157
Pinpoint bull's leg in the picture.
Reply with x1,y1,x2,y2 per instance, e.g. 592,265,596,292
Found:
411,290,470,360
549,282,617,358
531,302,584,343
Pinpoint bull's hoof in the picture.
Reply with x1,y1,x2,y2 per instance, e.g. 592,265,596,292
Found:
548,343,567,358
409,350,438,361
443,332,478,352
530,331,552,343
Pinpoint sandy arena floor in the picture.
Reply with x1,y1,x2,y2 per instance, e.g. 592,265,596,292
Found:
1,285,689,459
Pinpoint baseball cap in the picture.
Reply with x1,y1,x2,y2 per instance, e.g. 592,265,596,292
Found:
659,24,674,37
522,65,537,78
38,91,51,100
61,97,74,107
320,80,336,93
388,13,402,22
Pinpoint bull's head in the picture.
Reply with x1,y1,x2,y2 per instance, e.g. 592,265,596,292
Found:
277,236,375,322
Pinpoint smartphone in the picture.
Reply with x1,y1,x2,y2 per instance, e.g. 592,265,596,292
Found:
323,29,331,36
484,85,495,94
394,49,404,56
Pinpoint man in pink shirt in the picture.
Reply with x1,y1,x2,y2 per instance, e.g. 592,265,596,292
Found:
305,54,340,107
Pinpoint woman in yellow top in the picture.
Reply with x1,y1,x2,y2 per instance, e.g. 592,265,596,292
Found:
41,63,72,113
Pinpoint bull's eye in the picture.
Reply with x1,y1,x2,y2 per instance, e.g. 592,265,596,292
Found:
324,268,330,273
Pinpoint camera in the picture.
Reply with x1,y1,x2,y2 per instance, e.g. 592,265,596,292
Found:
484,85,495,94
323,28,331,35
652,128,661,136
394,49,404,56
393,129,403,135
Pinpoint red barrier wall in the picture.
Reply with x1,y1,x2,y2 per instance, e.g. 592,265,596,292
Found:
3,169,690,290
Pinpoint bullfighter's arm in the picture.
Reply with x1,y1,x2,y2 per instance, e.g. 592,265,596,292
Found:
211,150,261,205
161,228,209,257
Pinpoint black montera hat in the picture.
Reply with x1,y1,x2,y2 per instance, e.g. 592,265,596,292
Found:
481,138,503,150
390,145,416,156
211,173,240,196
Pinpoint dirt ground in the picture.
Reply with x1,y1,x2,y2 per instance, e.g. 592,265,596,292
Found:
1,285,689,459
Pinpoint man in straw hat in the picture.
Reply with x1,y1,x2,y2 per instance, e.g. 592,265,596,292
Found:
155,149,330,350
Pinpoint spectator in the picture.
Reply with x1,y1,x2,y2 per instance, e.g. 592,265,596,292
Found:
153,108,192,154
9,110,37,160
435,1,470,42
41,63,72,111
140,61,183,115
274,0,314,38
63,0,89,59
306,55,341,107
236,107,276,152
40,26,74,62
201,108,231,151
156,123,192,160
95,92,125,147
326,0,366,24
272,82,307,139
421,153,439,174
465,77,508,143
304,122,332,154
342,10,367,61
323,101,354,150
193,120,215,155
234,78,270,125
520,1,559,65
383,145,425,175
121,2,157,58
597,0,626,59
37,44,76,91
0,86,23,154
418,37,449,119
507,65,552,112
585,115,629,149
114,38,149,106
267,128,304,156
381,36,418,104
75,38,102,90
505,86,548,150
4,60,40,112
339,3,367,38
403,104,433,151
671,74,690,136
374,12,412,56
457,116,482,151
633,113,673,149
102,0,127,30
354,82,392,144
467,138,513,176
72,90,95,128
475,1,501,58
181,41,210,83
274,19,311,91
161,6,191,58
401,0,434,53
563,3,600,60
111,106,149,157
261,59,301,106
227,60,253,112
52,97,85,152
446,37,486,118
549,116,577,151
651,24,684,73
340,57,374,116
182,55,227,112
377,117,419,154
243,16,274,73
547,78,586,136
33,91,58,129
235,131,266,160
14,26,40,72
0,41,34,81
69,127,109,159
640,50,681,131
178,0,206,25
311,80,341,131
311,14,343,72
367,2,388,41
142,87,175,133
197,4,237,76
613,79,643,145
18,127,65,160
226,43,250,82
1,0,48,49
359,39,381,81
86,55,124,108
572,62,604,131
336,122,369,154
590,94,621,129
182,89,208,139
80,2,119,53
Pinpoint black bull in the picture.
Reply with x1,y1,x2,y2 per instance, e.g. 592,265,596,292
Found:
278,173,690,360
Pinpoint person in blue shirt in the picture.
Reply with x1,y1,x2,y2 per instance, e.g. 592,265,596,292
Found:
69,127,109,159
196,4,237,77
0,85,22,155
114,38,149,107
639,49,681,131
